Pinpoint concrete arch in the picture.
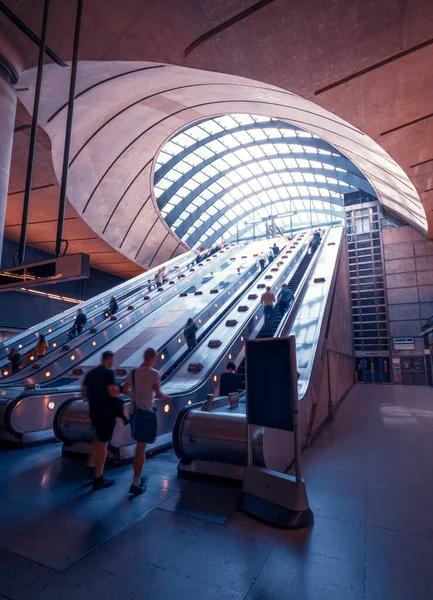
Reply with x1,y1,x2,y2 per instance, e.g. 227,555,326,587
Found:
17,61,426,269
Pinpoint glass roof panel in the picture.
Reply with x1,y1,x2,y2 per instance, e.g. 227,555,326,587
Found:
154,114,372,246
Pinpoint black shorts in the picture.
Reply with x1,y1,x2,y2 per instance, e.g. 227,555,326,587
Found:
90,413,116,443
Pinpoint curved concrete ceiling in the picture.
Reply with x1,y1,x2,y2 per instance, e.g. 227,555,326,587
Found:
17,61,426,269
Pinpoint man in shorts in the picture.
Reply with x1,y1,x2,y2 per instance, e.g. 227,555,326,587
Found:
123,347,171,495
82,350,120,490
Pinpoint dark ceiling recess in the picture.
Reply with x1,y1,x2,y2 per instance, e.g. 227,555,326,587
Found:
381,112,433,137
315,37,433,95
184,0,276,56
0,0,66,67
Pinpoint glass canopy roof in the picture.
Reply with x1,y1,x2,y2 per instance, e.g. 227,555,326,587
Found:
153,114,375,247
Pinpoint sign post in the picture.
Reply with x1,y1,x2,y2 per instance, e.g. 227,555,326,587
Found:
242,335,313,529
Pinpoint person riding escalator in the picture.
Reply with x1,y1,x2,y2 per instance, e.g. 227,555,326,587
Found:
184,317,198,351
308,230,322,255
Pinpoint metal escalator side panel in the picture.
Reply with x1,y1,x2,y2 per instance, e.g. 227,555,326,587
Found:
288,227,344,394
172,401,203,463
274,227,333,340
53,395,81,444
6,245,243,386
161,233,309,398
173,228,346,472
5,390,83,442
158,239,274,380
0,250,196,360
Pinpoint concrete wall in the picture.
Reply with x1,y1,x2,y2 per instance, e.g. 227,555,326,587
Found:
382,225,433,355
310,237,354,437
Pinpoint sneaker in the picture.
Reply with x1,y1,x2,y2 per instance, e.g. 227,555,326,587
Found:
92,476,115,490
129,483,147,495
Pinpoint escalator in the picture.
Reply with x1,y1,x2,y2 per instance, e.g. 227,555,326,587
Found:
0,252,197,379
172,227,352,481
236,246,319,384
53,233,309,461
0,240,270,445
0,250,196,368
0,245,241,388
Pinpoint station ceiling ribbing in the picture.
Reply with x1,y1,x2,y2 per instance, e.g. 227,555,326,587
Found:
154,114,375,246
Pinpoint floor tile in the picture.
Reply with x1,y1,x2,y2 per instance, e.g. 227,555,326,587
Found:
275,514,366,566
366,525,433,582
11,548,153,600
0,548,50,597
129,565,243,600
367,480,433,538
106,508,271,596
246,544,365,600
159,480,240,523
365,566,433,600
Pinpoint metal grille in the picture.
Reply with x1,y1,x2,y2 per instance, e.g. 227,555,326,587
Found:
346,203,389,352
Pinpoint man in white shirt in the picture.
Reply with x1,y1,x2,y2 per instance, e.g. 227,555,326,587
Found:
256,252,266,272
124,347,171,495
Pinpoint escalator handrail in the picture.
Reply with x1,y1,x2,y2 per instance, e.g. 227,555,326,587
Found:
161,234,309,395
2,246,242,385
274,227,332,339
0,250,196,354
52,395,83,445
172,400,203,463
0,253,196,367
160,260,261,381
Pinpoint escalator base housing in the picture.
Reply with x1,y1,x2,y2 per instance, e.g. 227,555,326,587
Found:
241,466,314,529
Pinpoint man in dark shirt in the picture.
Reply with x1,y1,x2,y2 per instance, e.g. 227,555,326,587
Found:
69,308,87,340
184,318,198,351
75,308,87,334
219,362,244,397
272,243,280,257
9,348,22,374
82,350,120,490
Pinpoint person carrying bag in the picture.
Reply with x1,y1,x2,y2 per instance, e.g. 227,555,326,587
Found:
123,347,171,496
129,368,158,444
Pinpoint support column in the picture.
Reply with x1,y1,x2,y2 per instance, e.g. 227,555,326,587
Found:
0,55,17,267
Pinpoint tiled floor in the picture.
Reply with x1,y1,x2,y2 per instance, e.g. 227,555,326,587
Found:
1,384,433,599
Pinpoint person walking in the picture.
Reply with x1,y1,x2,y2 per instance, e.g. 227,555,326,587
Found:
82,350,121,490
219,362,244,397
69,308,87,339
261,285,276,330
109,296,118,317
123,347,171,495
9,348,22,374
258,252,267,272
184,317,198,351
277,283,295,314
272,243,280,257
155,269,163,287
309,230,321,255
34,333,49,357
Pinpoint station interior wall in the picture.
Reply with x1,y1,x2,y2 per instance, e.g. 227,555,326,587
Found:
0,239,123,332
383,225,433,356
